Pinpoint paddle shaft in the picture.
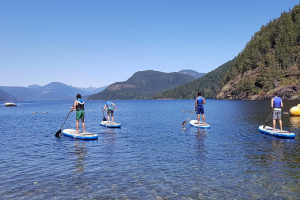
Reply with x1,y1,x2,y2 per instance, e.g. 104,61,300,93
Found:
102,107,107,121
182,111,195,127
263,112,273,128
60,110,72,130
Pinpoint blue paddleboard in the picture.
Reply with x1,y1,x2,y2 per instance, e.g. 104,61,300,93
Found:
189,120,210,129
258,125,295,138
101,121,121,128
62,129,98,140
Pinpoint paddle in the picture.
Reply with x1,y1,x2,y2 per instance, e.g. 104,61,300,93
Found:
101,108,107,121
55,110,73,137
102,107,107,121
181,111,195,128
263,111,273,129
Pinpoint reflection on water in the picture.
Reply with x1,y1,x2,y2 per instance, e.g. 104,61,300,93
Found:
269,139,285,176
74,141,87,173
194,129,207,156
290,116,300,129
104,128,116,145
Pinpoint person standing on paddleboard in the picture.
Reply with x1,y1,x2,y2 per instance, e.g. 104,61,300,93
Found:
103,100,117,124
271,92,283,131
195,92,206,125
71,94,86,134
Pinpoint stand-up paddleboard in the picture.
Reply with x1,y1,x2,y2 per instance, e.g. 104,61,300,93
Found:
101,121,121,128
62,129,98,140
258,125,295,138
189,120,210,129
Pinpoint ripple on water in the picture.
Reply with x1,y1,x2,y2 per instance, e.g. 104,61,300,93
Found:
1,100,300,199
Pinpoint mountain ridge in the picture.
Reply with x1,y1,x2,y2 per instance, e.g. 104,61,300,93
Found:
178,70,206,79
0,82,107,101
154,60,235,99
88,70,196,100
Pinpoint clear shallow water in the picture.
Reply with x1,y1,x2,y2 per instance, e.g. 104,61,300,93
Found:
1,99,300,199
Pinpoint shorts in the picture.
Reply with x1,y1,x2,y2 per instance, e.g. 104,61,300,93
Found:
196,105,204,114
107,110,114,114
273,110,281,120
76,110,85,120
107,107,114,114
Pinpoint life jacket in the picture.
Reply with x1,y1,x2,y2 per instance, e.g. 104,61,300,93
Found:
197,97,203,106
76,99,84,111
273,97,281,108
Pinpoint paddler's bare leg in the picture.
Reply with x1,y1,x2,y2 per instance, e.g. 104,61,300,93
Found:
279,119,282,131
76,119,79,134
107,113,110,123
82,118,86,133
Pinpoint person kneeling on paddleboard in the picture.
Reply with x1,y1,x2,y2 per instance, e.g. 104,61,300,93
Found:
103,100,117,124
71,94,86,134
271,92,283,131
195,92,206,125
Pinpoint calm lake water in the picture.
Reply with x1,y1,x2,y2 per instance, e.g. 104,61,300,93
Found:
1,99,300,199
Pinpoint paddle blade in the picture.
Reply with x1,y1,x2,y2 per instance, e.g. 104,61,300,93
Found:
103,117,107,121
55,129,61,137
181,121,187,127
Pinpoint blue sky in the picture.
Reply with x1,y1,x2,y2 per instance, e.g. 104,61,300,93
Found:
1,0,299,88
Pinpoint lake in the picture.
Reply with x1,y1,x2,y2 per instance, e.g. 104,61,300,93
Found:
1,99,300,199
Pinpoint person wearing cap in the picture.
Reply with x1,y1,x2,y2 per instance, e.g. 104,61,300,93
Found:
103,100,117,124
71,94,86,133
271,92,283,131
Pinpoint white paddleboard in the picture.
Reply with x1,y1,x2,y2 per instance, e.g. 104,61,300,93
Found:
189,120,210,129
258,125,295,138
62,129,98,140
101,121,121,128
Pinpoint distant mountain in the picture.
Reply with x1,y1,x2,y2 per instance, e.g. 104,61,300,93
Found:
0,88,19,101
0,86,37,100
73,86,107,94
0,82,107,101
154,59,235,99
179,70,206,79
88,70,196,100
27,84,42,89
42,82,82,97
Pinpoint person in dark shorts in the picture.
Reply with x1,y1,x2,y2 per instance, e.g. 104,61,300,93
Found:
271,92,283,131
195,92,206,125
71,94,86,134
103,100,117,123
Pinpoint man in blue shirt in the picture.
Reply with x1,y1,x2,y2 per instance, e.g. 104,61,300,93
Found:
195,92,206,125
103,100,117,123
271,92,283,131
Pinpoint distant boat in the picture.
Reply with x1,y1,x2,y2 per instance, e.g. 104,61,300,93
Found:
4,103,17,107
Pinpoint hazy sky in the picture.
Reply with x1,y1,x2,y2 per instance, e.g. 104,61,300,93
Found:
1,0,299,88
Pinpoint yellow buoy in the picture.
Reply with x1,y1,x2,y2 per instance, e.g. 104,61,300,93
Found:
290,106,300,116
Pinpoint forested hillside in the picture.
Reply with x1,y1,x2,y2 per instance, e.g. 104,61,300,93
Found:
88,70,196,100
154,59,234,99
218,4,300,100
